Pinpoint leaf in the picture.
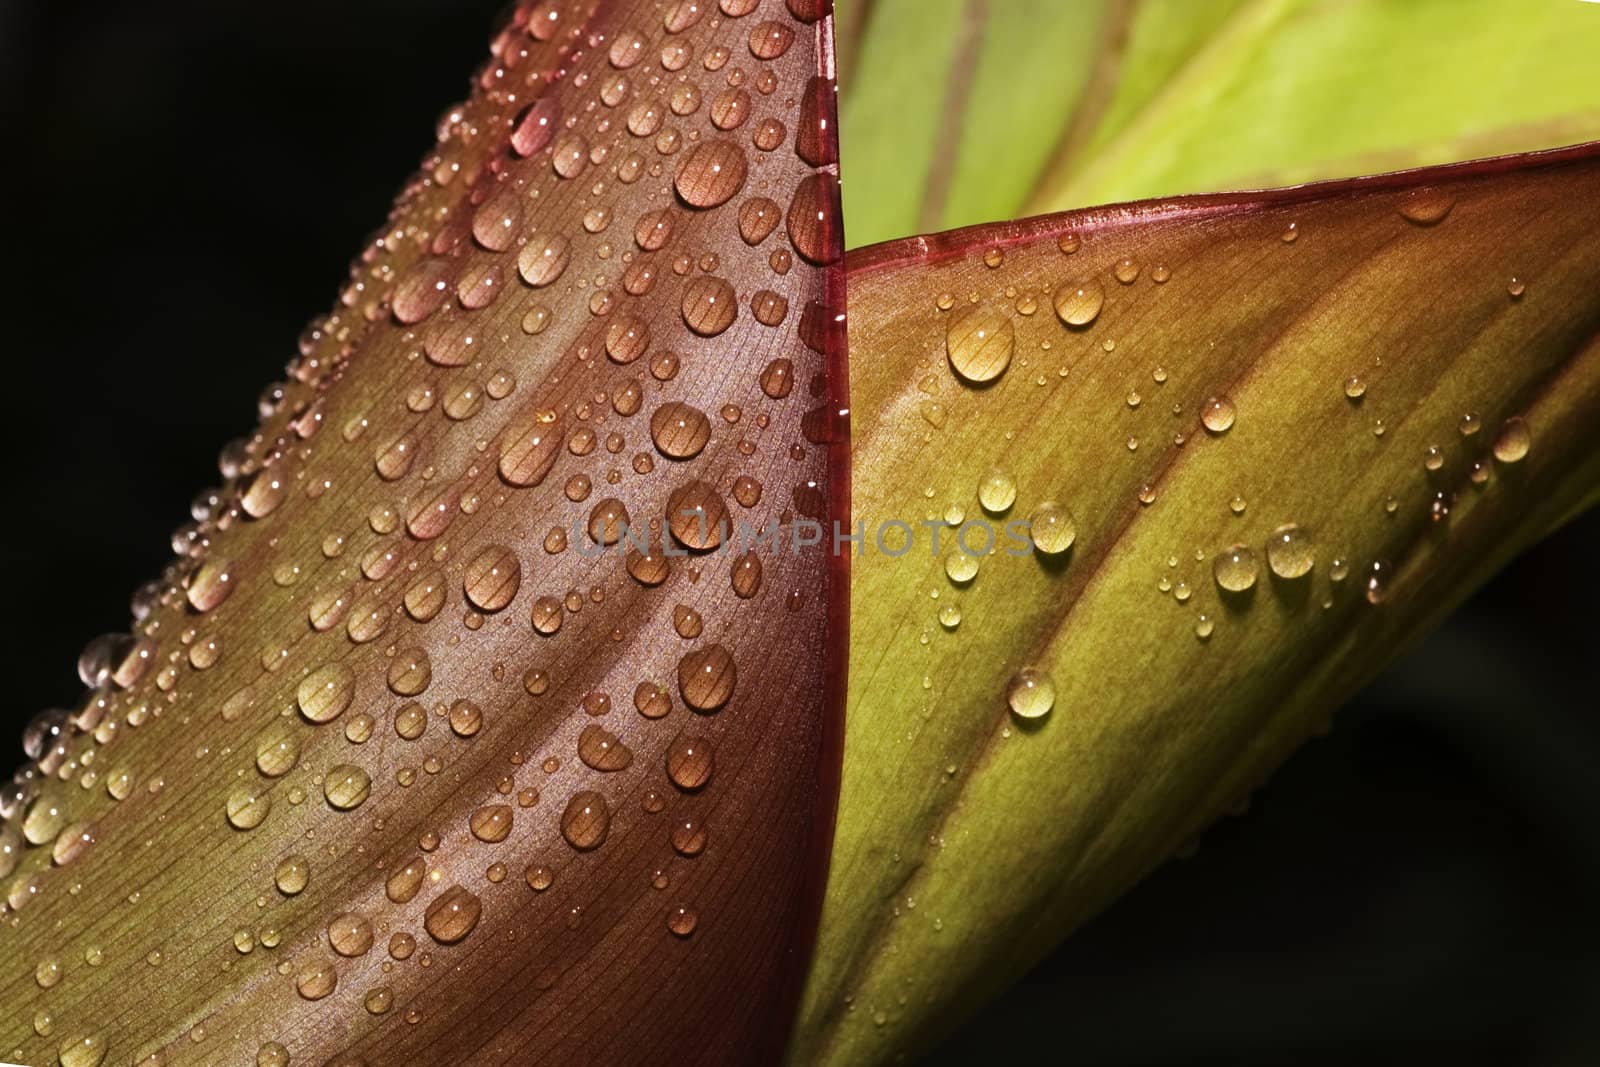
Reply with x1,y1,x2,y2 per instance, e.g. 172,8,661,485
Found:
0,2,845,1064
834,0,1600,246
792,144,1600,1065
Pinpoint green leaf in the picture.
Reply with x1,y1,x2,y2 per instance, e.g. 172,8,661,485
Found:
793,144,1600,1065
835,0,1600,246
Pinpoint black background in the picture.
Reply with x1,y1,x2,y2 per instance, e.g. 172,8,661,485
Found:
5,2,1599,1063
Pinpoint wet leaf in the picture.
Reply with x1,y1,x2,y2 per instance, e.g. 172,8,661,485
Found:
0,2,845,1063
836,0,1600,245
794,145,1600,1064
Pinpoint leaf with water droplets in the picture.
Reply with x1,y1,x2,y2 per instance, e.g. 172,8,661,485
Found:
1,1,845,1063
835,0,1600,244
794,145,1600,1064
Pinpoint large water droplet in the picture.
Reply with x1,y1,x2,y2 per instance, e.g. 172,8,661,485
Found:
1492,416,1530,463
423,885,482,944
675,140,749,208
1213,544,1259,592
678,644,736,711
1029,502,1076,554
946,306,1014,384
1265,524,1314,579
560,791,611,850
1006,668,1055,720
1052,280,1103,327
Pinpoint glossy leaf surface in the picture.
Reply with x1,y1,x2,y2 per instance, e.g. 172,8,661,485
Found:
795,145,1600,1065
0,2,846,1064
836,0,1600,245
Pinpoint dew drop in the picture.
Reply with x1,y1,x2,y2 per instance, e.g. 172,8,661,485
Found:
1029,502,1076,554
560,791,611,851
1492,416,1530,463
678,644,736,711
324,764,372,810
298,663,355,723
423,884,482,944
1200,395,1236,434
945,306,1014,384
1212,544,1259,592
1052,280,1103,327
1398,189,1454,225
675,140,748,208
1005,667,1055,720
1265,524,1314,579
977,468,1017,514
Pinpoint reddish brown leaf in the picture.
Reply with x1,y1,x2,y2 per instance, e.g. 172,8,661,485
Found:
1,2,846,1064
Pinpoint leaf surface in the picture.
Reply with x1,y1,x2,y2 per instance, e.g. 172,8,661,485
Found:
0,2,846,1064
795,144,1600,1065
835,0,1600,245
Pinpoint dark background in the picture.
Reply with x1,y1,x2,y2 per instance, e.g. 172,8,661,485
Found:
5,2,1598,1063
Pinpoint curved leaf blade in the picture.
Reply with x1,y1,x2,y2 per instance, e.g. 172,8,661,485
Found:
836,0,1600,245
1,2,846,1064
796,144,1600,1065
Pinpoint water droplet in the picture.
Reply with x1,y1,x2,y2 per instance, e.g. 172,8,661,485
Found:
667,480,730,550
329,913,374,957
1343,375,1367,400
675,140,748,208
945,306,1014,384
517,231,572,287
464,544,521,612
560,791,611,851
1398,189,1454,225
1200,395,1235,433
298,663,355,723
57,1033,109,1067
944,553,979,584
666,735,714,790
186,559,234,612
1052,280,1103,327
578,725,633,771
295,959,337,1001
1492,416,1530,463
1265,524,1314,579
469,804,514,843
423,884,482,944
651,402,712,459
681,276,738,336
324,764,372,810
786,172,843,264
1029,502,1076,554
977,468,1016,513
275,854,310,895
1005,668,1055,720
1364,559,1392,605
1212,544,1259,592
671,817,708,856
678,644,736,711
226,784,271,830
